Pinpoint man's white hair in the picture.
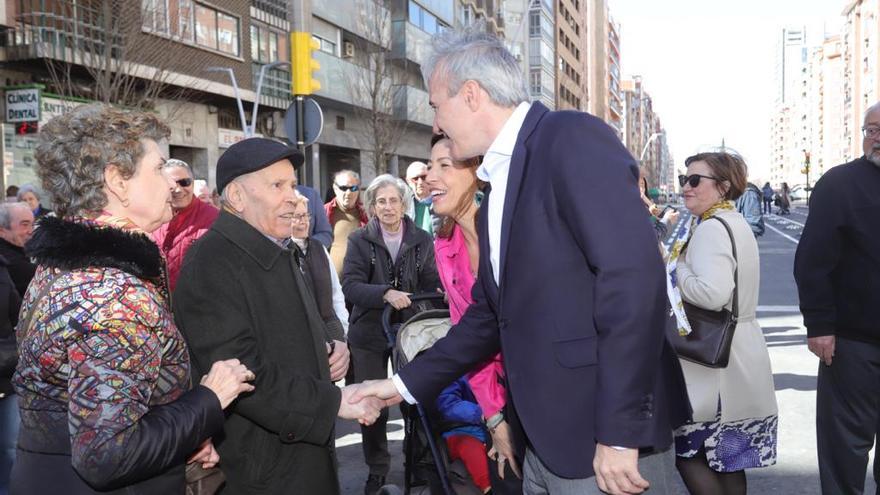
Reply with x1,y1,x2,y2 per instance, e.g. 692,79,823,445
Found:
406,161,428,180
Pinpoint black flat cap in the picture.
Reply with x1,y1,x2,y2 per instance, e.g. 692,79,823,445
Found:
216,138,304,193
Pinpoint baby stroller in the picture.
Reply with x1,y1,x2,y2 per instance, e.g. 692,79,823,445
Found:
378,294,483,495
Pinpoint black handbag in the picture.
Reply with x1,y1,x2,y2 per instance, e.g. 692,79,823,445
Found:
667,216,739,369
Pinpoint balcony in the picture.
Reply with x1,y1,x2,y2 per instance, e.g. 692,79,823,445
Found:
252,63,292,109
393,85,432,127
313,0,390,50
389,20,432,67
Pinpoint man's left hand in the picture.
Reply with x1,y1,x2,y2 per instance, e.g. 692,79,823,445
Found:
593,443,649,495
327,340,350,381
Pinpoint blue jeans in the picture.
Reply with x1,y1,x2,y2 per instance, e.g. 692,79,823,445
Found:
0,394,19,495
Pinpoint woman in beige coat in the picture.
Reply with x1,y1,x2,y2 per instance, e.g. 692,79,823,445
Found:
669,152,777,495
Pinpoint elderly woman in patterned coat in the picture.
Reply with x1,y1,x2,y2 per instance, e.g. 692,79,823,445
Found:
10,105,255,495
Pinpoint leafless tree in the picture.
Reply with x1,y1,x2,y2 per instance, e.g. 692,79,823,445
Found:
20,0,203,115
346,1,408,175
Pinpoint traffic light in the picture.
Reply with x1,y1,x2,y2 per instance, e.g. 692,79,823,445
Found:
291,32,321,95
15,122,38,135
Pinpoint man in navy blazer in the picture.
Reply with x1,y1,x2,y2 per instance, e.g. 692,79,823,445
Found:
349,27,689,494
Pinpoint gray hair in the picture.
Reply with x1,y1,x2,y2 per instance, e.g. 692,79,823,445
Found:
293,189,309,208
34,104,170,217
16,184,40,201
362,174,412,219
0,202,30,229
422,23,529,108
163,158,193,176
334,169,360,184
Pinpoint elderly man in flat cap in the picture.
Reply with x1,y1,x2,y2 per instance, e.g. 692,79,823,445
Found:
173,138,384,494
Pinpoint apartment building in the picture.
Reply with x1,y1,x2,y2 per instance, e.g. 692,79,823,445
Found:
555,0,585,110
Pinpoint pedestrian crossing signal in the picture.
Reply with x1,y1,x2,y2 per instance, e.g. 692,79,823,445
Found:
15,122,37,135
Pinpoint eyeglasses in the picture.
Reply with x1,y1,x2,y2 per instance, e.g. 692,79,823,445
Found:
409,175,428,182
863,126,880,139
174,178,193,188
335,184,359,192
292,213,310,223
678,174,719,188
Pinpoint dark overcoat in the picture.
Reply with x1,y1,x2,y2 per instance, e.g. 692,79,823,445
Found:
174,211,343,494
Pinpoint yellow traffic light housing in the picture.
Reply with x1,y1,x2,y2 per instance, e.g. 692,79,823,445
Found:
291,32,321,95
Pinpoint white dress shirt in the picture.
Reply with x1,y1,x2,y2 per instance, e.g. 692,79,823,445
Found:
391,102,532,404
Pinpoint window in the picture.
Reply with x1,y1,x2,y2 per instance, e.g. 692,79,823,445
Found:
195,5,217,49
312,35,336,55
529,11,540,37
144,0,240,56
408,1,449,35
530,70,541,95
217,12,239,55
252,23,286,63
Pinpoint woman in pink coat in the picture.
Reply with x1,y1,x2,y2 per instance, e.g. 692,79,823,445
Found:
426,134,522,493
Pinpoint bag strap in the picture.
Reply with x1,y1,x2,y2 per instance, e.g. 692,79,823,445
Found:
710,216,739,321
18,270,67,335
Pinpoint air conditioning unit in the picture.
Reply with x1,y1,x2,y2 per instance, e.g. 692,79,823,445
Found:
343,41,355,58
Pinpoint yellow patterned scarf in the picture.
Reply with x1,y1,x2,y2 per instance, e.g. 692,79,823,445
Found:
665,200,735,336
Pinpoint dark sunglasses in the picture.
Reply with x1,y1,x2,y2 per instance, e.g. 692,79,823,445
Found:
175,178,193,188
335,184,359,192
678,174,718,188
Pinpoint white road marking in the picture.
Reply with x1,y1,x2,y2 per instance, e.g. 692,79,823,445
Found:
765,222,800,244
768,214,806,227
757,305,801,313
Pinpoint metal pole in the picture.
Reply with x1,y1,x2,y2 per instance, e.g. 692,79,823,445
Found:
295,95,305,150
251,61,290,137
639,132,663,162
206,67,248,136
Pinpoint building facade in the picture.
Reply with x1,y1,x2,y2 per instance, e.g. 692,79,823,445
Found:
842,0,880,158
526,0,554,108
555,0,585,110
0,0,441,196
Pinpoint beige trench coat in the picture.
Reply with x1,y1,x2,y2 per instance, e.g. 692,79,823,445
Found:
677,209,778,423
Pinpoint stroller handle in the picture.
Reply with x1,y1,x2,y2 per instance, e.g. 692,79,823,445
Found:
381,293,447,346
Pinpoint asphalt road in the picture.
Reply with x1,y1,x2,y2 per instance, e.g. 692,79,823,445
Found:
335,202,872,494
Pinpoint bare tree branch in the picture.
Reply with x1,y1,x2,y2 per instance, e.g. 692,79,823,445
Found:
346,1,407,176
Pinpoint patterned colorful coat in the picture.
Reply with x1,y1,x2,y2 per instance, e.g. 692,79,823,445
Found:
11,216,224,494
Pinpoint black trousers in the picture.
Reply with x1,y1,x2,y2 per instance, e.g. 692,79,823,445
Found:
350,345,392,477
817,337,880,494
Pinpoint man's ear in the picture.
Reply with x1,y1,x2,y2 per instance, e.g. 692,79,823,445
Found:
462,80,482,112
225,180,246,213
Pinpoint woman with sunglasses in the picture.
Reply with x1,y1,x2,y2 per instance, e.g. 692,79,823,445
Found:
151,159,219,291
426,134,523,493
668,152,777,494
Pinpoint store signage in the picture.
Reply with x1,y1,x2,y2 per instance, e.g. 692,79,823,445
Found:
5,88,41,123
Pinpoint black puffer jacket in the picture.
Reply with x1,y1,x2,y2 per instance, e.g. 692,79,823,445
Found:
0,254,21,395
342,217,441,352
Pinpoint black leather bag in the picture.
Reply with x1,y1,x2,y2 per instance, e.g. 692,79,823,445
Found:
667,216,739,369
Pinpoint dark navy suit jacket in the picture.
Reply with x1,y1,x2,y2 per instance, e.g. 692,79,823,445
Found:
398,103,690,478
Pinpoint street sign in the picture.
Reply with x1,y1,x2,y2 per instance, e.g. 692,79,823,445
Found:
5,88,41,123
284,97,323,147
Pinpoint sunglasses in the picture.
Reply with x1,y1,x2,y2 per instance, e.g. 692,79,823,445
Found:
409,175,428,182
335,184,359,192
678,174,718,188
175,178,193,188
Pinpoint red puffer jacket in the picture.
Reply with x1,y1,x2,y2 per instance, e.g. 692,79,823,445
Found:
152,199,219,291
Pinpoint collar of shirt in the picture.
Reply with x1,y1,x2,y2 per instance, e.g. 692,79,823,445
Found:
476,102,531,183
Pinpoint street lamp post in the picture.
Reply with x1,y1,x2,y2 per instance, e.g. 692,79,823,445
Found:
639,132,664,163
207,62,290,137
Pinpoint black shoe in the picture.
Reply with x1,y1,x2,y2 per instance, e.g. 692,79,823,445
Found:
364,474,386,495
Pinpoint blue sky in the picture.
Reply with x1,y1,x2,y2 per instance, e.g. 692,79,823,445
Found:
608,0,846,180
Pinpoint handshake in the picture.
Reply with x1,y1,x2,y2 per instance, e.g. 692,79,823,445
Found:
337,379,405,426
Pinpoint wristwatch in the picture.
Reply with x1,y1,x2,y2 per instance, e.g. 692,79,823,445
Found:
484,411,504,431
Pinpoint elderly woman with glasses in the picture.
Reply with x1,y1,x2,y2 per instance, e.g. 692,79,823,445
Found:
668,152,777,495
290,191,349,381
341,174,441,494
10,105,255,495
